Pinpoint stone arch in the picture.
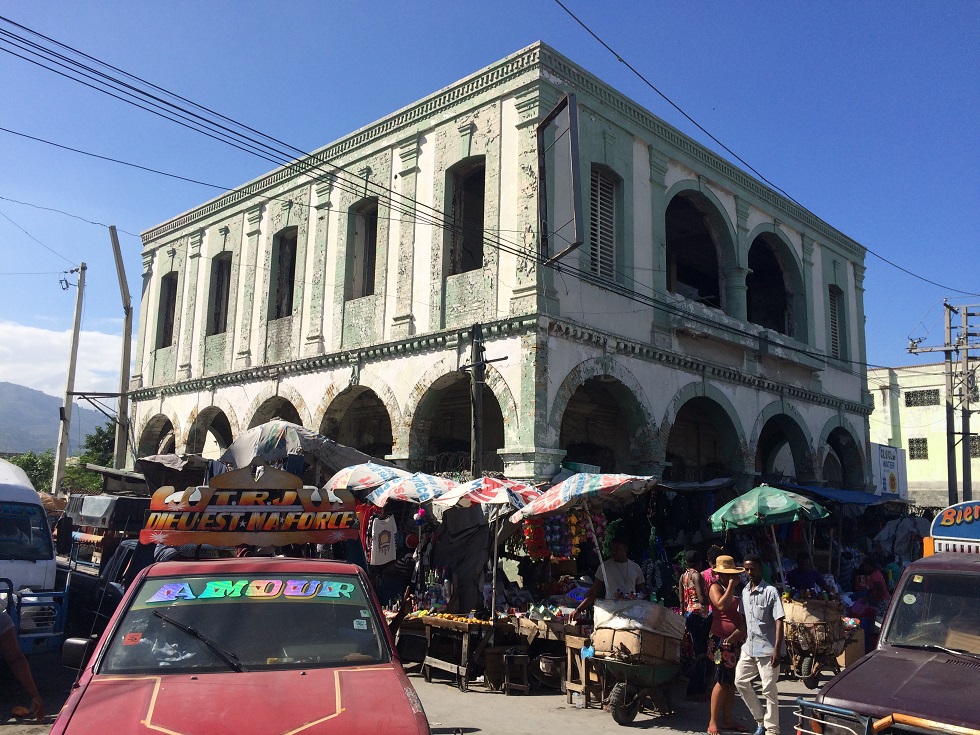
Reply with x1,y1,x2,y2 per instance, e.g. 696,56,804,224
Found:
658,380,748,482
664,179,738,312
317,384,396,459
817,415,867,489
405,357,510,472
311,371,403,444
546,357,657,464
136,409,182,457
184,406,235,457
749,400,817,484
244,382,311,429
745,223,808,342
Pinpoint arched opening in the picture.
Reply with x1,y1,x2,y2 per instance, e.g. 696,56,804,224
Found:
320,387,393,459
665,194,723,309
747,234,791,335
755,414,810,484
138,414,176,457
824,427,863,489
185,408,233,459
409,373,504,474
248,397,302,429
664,397,742,483
559,377,645,473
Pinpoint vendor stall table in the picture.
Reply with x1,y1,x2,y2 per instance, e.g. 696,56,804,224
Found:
420,615,512,691
565,634,605,708
511,616,584,644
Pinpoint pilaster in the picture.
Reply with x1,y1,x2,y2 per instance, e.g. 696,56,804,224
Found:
132,250,155,390
802,235,817,348
305,176,334,353
235,204,263,368
178,230,203,379
392,140,420,338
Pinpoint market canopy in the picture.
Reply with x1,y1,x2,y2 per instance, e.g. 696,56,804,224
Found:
770,481,888,507
218,420,382,476
509,473,658,523
709,484,829,532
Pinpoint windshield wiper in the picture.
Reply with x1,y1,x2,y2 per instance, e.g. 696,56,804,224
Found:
152,610,247,672
890,642,980,661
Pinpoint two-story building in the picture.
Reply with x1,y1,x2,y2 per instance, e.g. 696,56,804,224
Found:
130,42,873,492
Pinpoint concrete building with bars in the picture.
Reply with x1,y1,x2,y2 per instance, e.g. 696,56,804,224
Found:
869,362,980,507
130,42,872,492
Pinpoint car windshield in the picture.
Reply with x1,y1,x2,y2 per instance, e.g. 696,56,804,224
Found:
0,502,54,562
882,570,980,654
99,572,390,674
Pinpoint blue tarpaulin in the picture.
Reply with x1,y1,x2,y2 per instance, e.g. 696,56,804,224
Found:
772,482,888,506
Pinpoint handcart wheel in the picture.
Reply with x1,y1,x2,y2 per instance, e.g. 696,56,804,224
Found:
609,682,641,725
803,674,820,689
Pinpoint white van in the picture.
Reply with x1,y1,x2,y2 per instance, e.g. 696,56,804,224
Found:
0,458,65,654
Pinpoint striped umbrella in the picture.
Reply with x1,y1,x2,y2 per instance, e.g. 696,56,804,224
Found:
509,473,658,523
433,476,540,510
364,472,458,508
323,462,411,497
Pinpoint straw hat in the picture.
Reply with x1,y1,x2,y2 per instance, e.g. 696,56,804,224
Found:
712,555,745,575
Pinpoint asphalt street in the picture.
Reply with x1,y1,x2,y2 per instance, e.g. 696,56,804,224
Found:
2,650,818,734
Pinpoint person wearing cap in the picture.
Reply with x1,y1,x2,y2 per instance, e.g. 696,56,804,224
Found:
735,553,785,735
706,555,748,735
572,535,647,619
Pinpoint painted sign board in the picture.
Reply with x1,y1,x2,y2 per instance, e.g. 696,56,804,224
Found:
870,442,908,500
139,465,359,547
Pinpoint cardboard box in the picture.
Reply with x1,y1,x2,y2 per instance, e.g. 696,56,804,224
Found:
592,628,681,663
784,598,844,624
836,628,865,668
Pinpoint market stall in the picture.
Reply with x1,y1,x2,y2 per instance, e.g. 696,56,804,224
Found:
418,613,515,691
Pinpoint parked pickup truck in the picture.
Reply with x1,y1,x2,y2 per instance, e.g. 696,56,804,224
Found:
797,501,980,735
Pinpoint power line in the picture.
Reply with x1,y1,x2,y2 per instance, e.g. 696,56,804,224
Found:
0,207,76,265
550,0,980,300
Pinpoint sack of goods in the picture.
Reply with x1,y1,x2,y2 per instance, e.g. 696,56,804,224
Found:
591,599,685,664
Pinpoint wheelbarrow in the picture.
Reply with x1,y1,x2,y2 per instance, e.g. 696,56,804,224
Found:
784,620,848,689
595,655,683,725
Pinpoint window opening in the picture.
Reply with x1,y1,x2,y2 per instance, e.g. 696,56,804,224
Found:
270,228,297,319
448,161,485,275
348,199,378,299
589,166,616,279
208,253,232,335
156,272,178,349
908,437,929,460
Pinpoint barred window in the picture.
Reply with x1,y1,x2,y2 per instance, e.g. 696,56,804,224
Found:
908,438,929,460
971,436,980,460
904,389,940,407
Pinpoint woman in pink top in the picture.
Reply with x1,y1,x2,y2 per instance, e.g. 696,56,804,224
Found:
706,555,748,735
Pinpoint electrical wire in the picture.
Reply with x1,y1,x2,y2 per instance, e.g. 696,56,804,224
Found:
0,207,76,265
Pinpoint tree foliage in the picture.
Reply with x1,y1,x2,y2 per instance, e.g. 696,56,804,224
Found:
6,420,115,494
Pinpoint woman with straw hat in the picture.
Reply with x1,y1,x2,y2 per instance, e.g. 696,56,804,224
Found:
706,555,748,735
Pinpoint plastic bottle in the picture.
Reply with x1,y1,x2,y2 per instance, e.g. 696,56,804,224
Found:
574,692,584,709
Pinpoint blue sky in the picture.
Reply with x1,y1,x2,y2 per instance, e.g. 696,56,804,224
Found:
1,1,977,398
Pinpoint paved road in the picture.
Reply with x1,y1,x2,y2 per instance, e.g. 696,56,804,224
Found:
1,651,817,734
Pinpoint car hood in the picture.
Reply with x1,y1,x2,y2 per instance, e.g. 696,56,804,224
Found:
819,647,980,728
61,665,428,735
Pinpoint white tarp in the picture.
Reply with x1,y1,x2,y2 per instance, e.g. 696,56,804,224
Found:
593,598,686,639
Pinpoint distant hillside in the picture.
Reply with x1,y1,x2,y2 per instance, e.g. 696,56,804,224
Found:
0,382,106,455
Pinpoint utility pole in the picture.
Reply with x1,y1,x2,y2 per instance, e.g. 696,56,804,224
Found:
52,263,86,497
109,226,133,469
959,305,980,502
459,324,507,479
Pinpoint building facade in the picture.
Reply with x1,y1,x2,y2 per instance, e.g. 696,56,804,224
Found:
869,362,979,507
131,42,873,492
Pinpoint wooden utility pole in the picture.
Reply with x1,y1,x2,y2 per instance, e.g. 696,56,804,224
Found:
469,323,485,479
109,226,133,469
52,263,86,497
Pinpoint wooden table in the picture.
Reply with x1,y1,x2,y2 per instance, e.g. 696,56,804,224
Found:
511,616,584,644
420,616,509,691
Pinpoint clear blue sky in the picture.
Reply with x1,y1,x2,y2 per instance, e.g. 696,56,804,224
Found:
1,1,977,398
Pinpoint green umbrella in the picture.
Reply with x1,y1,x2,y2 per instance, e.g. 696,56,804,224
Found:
710,484,829,532
710,485,829,585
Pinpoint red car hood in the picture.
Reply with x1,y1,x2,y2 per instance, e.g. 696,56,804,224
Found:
818,647,980,729
60,665,428,735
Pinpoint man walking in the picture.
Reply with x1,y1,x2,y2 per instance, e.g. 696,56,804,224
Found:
736,553,784,735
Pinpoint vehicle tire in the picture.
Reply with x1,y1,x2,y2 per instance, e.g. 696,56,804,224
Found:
609,682,641,725
800,655,814,679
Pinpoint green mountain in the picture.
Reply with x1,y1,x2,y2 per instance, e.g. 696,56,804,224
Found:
0,382,107,455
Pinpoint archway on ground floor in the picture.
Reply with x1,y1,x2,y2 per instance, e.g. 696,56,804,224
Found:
557,376,655,474
407,371,505,474
185,407,234,459
137,413,177,457
753,406,815,485
248,396,302,429
319,386,394,460
662,395,746,484
822,425,865,489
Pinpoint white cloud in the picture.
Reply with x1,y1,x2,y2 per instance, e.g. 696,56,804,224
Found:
0,320,124,397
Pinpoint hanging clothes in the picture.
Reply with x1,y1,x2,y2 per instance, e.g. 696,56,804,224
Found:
369,515,397,567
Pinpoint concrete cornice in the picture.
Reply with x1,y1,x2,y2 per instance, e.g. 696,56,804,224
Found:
130,314,540,402
140,42,864,262
547,317,872,417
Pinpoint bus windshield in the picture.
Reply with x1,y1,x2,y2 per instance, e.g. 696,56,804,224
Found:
0,502,54,562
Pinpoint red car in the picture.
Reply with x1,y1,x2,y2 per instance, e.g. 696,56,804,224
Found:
52,557,430,735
